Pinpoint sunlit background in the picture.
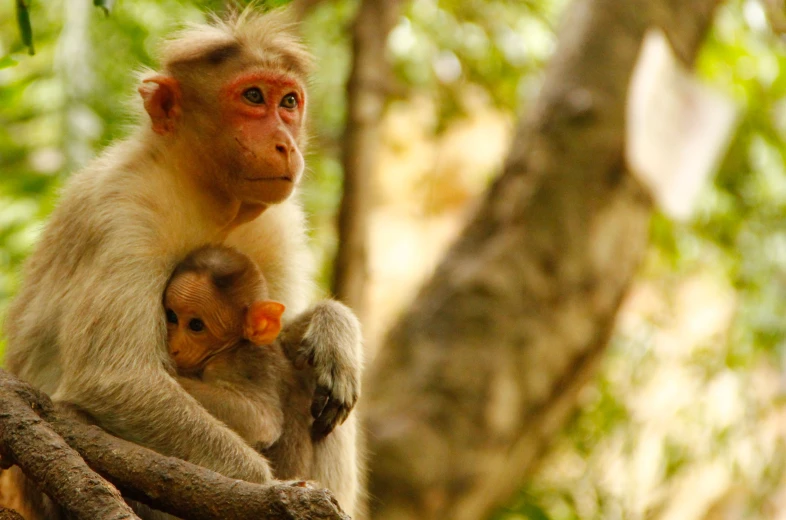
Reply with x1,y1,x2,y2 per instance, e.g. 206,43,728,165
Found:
2,0,786,518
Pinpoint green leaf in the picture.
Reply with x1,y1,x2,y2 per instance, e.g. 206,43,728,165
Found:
0,56,18,69
93,0,114,16
15,0,34,56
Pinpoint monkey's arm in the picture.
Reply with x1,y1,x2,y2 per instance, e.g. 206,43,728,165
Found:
272,308,362,515
227,202,362,438
277,300,363,438
178,360,284,450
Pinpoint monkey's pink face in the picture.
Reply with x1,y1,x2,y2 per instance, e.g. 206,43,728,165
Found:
220,71,306,205
164,272,242,371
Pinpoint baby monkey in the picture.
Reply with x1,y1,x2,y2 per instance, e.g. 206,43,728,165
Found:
164,246,314,479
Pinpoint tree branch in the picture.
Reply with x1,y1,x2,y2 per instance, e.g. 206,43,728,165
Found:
331,0,403,320
0,370,138,519
0,370,347,520
0,508,24,520
364,0,722,519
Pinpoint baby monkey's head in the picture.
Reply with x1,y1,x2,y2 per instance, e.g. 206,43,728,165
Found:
164,245,285,370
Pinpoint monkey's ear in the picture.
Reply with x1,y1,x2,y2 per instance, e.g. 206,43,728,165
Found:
245,301,286,345
138,75,182,135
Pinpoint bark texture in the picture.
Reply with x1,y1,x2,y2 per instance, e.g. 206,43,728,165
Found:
0,370,137,519
364,1,721,519
331,0,402,320
0,370,347,520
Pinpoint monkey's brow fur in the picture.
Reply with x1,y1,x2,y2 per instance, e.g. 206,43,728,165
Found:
159,8,314,78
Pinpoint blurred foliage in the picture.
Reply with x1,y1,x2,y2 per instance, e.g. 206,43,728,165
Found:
387,0,561,130
15,0,35,55
494,1,786,519
3,0,786,519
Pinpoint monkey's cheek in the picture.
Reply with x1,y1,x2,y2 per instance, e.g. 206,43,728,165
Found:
290,151,304,182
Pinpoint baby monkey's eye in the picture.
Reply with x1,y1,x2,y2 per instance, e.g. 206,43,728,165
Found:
188,318,205,332
280,93,298,109
166,309,178,325
243,87,264,105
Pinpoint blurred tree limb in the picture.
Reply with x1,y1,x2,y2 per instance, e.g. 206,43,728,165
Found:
364,0,722,519
0,369,347,520
763,0,786,35
331,0,403,320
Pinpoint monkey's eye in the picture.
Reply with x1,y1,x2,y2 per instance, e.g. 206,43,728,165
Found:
166,309,178,325
188,318,205,332
243,87,264,105
280,93,298,109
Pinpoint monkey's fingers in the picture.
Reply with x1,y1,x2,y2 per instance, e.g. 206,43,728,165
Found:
334,406,351,427
310,385,330,418
311,393,353,440
293,349,316,371
312,405,339,440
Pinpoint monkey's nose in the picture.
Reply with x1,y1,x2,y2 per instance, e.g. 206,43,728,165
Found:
274,142,292,161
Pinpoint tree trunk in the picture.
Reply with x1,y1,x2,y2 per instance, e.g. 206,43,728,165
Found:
331,0,402,321
364,0,720,519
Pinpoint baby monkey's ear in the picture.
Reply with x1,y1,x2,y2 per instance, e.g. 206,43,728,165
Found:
245,301,286,345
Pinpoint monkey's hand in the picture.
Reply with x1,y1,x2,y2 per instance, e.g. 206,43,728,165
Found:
278,300,362,439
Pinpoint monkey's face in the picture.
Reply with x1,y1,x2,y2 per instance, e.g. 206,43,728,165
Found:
217,70,306,206
163,272,244,371
141,66,307,208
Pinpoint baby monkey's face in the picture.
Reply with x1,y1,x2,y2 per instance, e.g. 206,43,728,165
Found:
164,272,244,370
164,270,286,371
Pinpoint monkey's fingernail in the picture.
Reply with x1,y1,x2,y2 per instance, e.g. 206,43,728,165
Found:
312,417,336,439
311,388,330,418
311,422,327,440
336,407,350,426
311,400,327,419
316,405,339,434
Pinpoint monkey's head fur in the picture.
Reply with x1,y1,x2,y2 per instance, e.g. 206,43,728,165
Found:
138,8,314,209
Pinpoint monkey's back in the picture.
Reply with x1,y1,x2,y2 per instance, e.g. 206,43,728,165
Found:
3,141,172,393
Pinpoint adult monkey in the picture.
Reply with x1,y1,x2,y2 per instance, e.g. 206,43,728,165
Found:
3,7,361,515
